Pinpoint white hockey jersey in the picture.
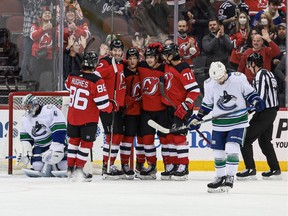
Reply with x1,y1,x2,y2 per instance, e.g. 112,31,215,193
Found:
202,72,256,131
20,105,67,147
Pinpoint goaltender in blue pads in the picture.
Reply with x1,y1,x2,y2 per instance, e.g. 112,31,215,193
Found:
186,61,265,193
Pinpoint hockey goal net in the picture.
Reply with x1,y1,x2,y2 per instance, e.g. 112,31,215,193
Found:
3,91,105,175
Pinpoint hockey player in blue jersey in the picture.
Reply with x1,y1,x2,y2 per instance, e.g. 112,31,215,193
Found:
186,61,265,193
16,94,68,177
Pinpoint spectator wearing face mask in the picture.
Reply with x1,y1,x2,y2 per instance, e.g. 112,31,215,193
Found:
218,0,250,34
255,11,277,40
252,0,284,27
229,12,251,70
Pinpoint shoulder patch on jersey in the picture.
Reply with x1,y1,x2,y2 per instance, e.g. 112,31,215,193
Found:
46,104,54,109
174,61,190,73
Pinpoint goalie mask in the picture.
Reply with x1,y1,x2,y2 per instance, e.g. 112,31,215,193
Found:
81,51,98,68
209,61,226,80
22,94,40,117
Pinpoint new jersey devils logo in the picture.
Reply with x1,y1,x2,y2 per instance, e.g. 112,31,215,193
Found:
119,72,126,90
142,77,159,95
164,72,173,90
132,81,141,97
39,32,52,48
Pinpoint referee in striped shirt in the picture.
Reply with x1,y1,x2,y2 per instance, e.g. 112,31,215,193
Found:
237,53,281,180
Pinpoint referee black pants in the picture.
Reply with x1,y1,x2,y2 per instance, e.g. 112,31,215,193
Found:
241,107,280,171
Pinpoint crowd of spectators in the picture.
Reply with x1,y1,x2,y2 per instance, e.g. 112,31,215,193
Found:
0,0,286,106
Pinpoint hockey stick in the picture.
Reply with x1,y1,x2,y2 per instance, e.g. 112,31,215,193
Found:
107,57,118,173
0,156,16,159
148,107,254,134
158,77,211,144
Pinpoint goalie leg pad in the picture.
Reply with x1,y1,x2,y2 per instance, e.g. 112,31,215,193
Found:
23,164,53,177
22,168,45,177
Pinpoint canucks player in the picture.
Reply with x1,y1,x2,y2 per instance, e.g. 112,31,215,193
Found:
187,62,265,193
17,94,68,177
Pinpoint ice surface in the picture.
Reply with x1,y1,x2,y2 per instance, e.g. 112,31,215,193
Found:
0,172,287,216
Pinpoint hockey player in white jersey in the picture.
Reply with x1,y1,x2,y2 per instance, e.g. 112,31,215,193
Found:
17,94,68,177
186,62,265,193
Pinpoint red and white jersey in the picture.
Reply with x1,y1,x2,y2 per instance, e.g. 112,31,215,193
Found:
30,23,56,59
65,71,112,125
124,67,142,115
162,62,200,107
96,56,126,107
138,61,166,111
178,34,200,66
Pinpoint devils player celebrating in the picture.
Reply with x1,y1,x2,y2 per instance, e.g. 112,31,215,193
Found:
65,51,117,181
138,43,168,180
120,47,144,179
96,39,126,179
161,43,200,180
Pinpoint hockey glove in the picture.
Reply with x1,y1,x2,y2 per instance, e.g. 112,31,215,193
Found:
174,101,193,119
252,97,266,112
42,142,65,165
110,99,119,112
186,114,202,131
15,141,32,168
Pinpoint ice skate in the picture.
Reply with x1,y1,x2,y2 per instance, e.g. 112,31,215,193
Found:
262,170,282,180
71,167,93,182
102,165,125,180
171,164,189,181
66,166,74,179
236,169,257,180
139,164,157,180
121,164,135,180
224,175,234,193
135,162,144,179
207,176,226,193
161,164,176,180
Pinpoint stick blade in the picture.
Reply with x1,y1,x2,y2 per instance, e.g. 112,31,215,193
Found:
147,120,170,134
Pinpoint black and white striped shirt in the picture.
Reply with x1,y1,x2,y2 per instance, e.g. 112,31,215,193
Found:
253,68,279,108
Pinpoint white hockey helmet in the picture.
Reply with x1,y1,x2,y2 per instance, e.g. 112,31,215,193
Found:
22,93,40,117
209,61,227,80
